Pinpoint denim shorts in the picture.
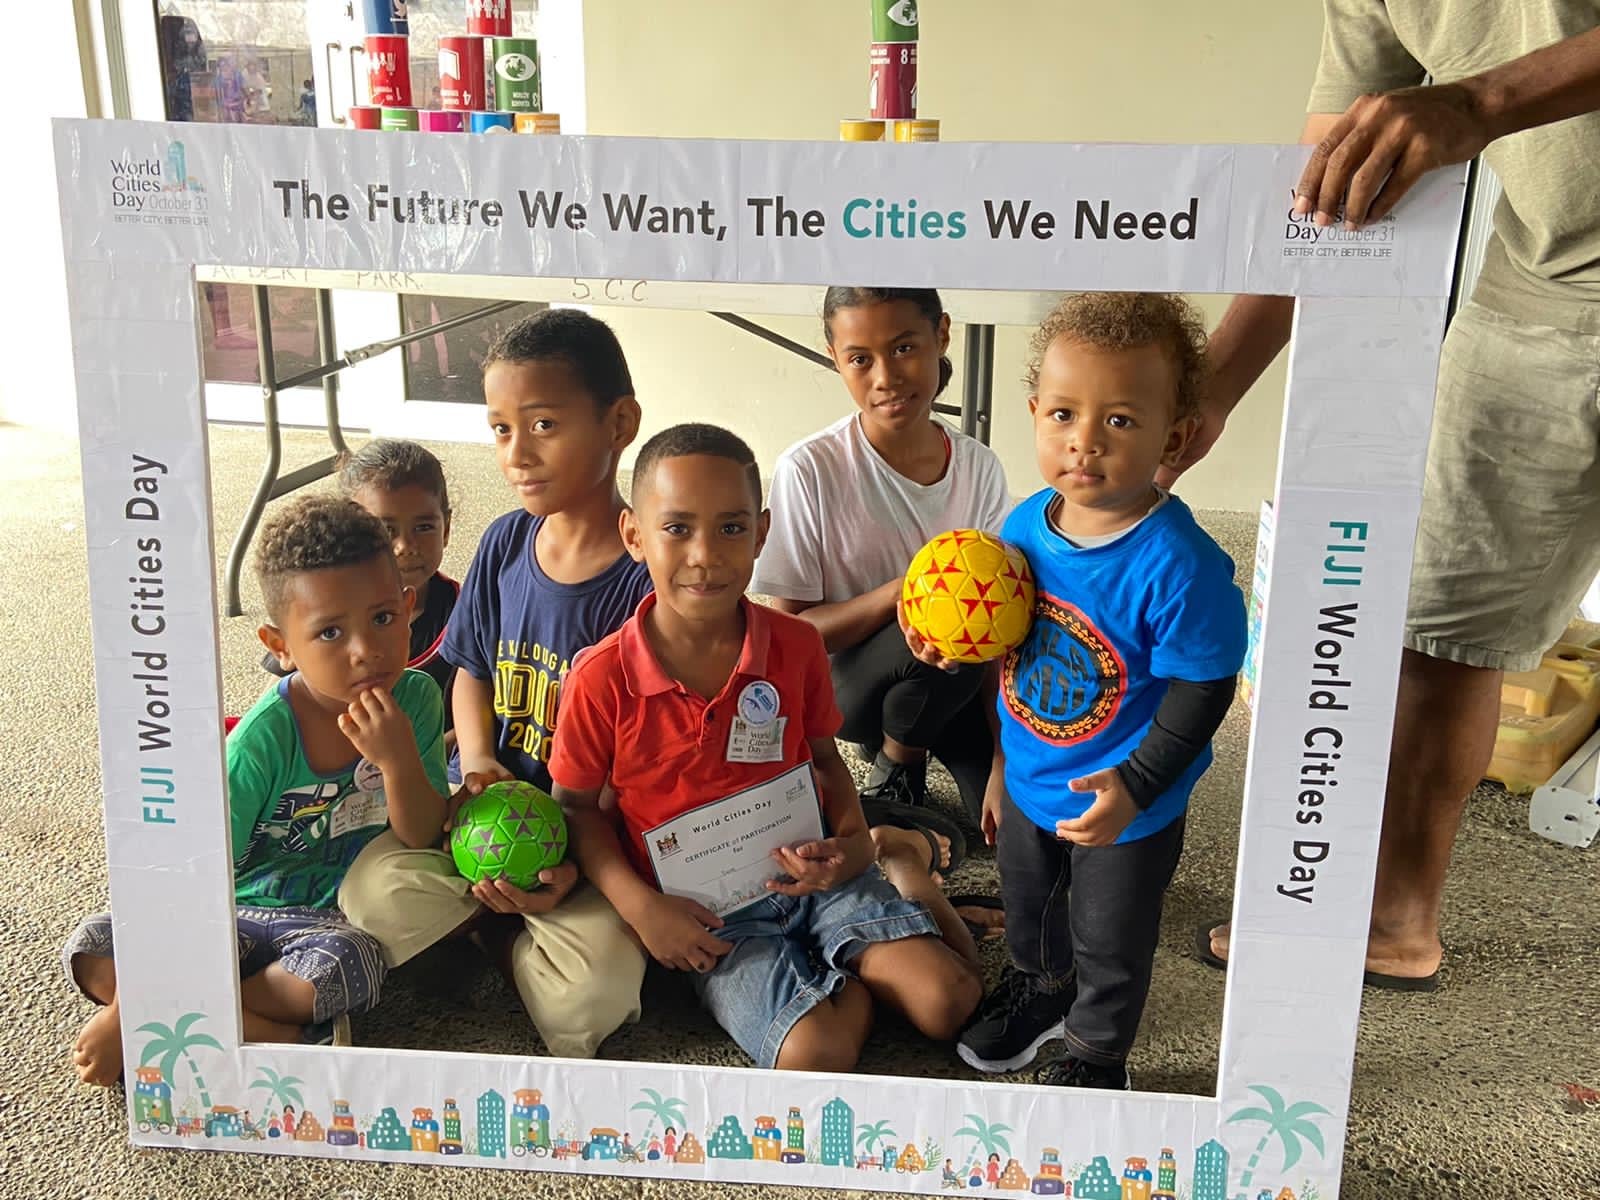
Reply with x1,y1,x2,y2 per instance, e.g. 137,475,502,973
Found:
692,865,938,1068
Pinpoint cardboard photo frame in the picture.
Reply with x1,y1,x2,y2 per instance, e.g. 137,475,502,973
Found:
57,119,1462,1197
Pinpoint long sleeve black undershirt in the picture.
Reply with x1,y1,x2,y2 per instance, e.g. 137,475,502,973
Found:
1115,676,1238,809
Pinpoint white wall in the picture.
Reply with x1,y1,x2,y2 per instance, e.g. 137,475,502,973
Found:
581,1,1328,510
1,2,96,436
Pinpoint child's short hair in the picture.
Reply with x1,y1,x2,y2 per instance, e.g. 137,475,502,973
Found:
482,309,634,411
255,496,394,622
337,438,451,518
822,286,953,398
1026,292,1208,419
632,423,762,509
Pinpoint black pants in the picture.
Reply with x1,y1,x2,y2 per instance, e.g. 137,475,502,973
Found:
997,788,1185,1066
831,620,993,821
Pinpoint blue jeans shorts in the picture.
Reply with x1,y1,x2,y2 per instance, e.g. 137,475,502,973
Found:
692,865,939,1068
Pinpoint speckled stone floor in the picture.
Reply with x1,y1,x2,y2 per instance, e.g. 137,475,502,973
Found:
5,424,1596,1199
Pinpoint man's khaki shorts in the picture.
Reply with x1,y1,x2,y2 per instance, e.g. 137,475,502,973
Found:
1406,301,1600,673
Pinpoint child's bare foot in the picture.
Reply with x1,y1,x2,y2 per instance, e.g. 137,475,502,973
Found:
73,996,124,1087
871,823,951,873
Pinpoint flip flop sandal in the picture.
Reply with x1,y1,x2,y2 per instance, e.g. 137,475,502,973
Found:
1194,919,1440,992
1362,967,1440,992
1193,920,1228,971
947,893,1005,941
861,795,967,875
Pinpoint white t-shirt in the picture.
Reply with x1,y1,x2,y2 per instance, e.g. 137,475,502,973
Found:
754,414,1014,605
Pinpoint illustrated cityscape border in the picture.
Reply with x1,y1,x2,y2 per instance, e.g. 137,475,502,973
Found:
56,119,1464,1198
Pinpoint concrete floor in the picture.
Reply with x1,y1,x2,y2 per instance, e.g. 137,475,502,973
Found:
4,423,1597,1199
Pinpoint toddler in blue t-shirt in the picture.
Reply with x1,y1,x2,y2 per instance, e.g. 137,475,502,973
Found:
951,293,1247,1090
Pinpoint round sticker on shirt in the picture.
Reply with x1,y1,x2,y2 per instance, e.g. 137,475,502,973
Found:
737,681,781,727
353,758,386,793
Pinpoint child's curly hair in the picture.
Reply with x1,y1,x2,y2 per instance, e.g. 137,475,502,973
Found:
255,496,393,622
1025,292,1208,419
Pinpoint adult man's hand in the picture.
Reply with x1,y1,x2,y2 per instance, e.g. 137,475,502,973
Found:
1298,83,1489,229
1155,404,1227,490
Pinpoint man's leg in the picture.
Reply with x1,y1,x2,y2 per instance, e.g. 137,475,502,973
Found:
1366,649,1501,978
1208,650,1498,982
1211,302,1600,983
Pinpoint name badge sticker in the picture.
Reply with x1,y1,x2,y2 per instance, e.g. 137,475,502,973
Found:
330,787,388,840
727,715,786,764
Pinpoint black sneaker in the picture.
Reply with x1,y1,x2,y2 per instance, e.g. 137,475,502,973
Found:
1034,1054,1131,1091
859,751,928,808
956,967,1069,1073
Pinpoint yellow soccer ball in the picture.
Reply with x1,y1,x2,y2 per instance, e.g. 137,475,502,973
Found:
901,529,1036,664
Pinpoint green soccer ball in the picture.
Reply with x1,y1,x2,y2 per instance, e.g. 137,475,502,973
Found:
449,780,568,890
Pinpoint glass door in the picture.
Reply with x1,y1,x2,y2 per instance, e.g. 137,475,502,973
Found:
145,1,373,427
121,0,586,438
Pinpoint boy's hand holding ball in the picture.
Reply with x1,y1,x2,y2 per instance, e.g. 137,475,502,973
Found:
897,597,962,673
471,862,579,915
444,762,515,833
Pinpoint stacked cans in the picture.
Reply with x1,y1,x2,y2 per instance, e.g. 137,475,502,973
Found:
361,0,414,128
868,0,917,120
843,1,931,142
356,0,558,133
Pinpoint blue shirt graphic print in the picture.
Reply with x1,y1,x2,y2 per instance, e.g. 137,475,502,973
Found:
998,488,1247,843
442,510,653,791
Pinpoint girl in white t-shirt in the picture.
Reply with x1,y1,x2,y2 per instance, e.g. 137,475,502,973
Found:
754,287,1013,835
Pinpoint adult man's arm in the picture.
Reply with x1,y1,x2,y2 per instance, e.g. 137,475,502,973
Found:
1156,114,1339,485
1306,25,1600,229
1168,23,1600,484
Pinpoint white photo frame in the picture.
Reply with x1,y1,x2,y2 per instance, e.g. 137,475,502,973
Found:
57,119,1462,1198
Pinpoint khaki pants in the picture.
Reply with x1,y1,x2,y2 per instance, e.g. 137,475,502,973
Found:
339,831,644,1058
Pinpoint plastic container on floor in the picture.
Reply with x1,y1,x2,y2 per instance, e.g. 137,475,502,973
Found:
1488,621,1600,793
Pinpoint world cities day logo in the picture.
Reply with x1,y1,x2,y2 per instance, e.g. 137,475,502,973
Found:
109,141,210,225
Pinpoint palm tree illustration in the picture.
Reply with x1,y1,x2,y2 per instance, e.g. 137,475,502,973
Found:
630,1088,689,1140
857,1119,896,1160
1225,1085,1330,1193
250,1066,305,1113
137,1012,224,1110
951,1113,1012,1163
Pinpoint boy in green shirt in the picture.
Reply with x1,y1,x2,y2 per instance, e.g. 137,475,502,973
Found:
66,496,448,1086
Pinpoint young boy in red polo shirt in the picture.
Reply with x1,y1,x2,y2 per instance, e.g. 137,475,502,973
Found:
550,423,982,1071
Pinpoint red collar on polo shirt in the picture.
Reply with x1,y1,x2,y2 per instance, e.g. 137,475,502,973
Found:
616,592,771,702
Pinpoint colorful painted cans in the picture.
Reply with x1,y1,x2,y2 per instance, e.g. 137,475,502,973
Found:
361,0,409,36
348,105,383,130
419,109,465,132
870,0,919,42
365,34,411,107
438,35,487,110
889,117,939,142
868,42,916,120
467,0,512,37
380,106,418,131
469,110,514,134
514,112,561,134
491,38,540,112
839,118,886,141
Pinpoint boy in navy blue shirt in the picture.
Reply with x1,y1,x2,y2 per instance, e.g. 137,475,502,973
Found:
954,293,1247,1089
338,310,651,1059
